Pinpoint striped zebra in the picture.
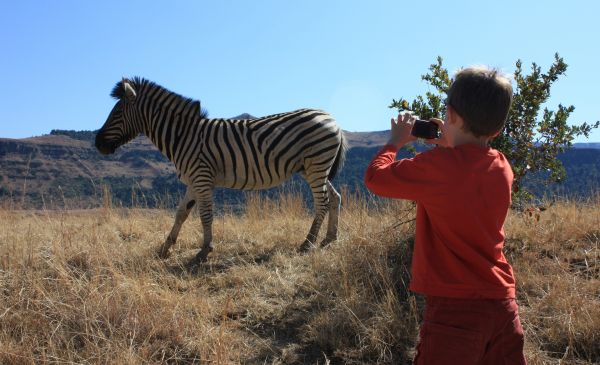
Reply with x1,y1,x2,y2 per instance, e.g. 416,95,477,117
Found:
95,77,346,264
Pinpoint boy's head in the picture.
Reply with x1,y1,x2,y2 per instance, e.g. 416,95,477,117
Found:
446,66,513,137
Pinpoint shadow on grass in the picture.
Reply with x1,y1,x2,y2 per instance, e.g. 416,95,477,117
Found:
161,248,278,277
243,291,335,365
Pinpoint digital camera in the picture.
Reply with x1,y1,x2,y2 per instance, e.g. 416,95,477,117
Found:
411,119,439,139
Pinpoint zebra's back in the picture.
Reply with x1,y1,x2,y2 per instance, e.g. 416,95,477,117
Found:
201,109,343,190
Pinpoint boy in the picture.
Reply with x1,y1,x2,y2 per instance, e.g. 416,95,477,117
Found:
364,66,526,364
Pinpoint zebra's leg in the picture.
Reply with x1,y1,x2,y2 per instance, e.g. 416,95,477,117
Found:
158,188,196,259
321,181,341,247
299,176,330,252
192,189,214,264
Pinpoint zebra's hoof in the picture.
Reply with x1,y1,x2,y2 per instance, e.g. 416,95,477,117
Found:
157,246,171,259
194,247,213,263
320,237,336,248
157,238,175,259
298,240,316,253
186,257,203,270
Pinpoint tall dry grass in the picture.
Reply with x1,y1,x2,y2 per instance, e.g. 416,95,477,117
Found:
0,193,598,364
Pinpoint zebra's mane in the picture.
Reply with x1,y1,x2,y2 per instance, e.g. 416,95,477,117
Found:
111,77,208,118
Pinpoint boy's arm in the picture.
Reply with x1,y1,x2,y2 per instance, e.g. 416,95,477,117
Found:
364,144,403,198
364,113,441,201
364,144,434,201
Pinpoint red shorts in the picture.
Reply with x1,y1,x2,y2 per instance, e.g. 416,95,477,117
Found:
414,296,526,365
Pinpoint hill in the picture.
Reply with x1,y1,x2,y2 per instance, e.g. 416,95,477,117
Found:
1,126,599,208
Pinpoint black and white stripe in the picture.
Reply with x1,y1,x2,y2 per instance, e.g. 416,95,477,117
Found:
96,77,346,263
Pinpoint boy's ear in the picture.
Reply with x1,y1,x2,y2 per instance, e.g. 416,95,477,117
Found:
446,105,458,124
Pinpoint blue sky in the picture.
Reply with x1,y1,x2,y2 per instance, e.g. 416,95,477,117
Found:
1,0,599,142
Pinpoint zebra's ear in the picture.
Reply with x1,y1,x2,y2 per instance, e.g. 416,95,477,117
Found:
191,101,202,117
122,78,137,102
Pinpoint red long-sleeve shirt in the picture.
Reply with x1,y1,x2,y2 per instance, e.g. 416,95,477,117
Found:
365,144,516,299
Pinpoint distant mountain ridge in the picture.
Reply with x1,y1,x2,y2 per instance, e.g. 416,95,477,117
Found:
232,113,256,120
1,120,599,208
46,128,600,150
572,142,600,149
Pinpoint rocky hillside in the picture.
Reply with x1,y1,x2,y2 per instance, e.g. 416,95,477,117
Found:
0,134,175,208
1,125,599,208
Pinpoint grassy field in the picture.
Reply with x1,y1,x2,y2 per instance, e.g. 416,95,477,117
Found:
0,193,598,364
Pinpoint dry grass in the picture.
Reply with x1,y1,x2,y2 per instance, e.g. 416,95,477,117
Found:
0,193,598,364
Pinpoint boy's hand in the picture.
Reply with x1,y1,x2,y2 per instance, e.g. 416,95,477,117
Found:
424,118,449,147
388,112,417,148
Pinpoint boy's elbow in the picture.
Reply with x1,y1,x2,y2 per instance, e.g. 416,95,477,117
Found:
364,170,382,194
364,157,397,195
364,178,390,198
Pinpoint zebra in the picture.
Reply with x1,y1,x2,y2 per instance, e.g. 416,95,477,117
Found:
95,77,347,264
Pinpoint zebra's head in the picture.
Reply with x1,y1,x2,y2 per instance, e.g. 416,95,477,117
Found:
95,78,142,155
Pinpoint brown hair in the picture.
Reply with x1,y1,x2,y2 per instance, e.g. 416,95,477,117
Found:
446,66,513,137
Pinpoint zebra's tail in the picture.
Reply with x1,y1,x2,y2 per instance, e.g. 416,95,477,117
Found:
328,130,347,181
